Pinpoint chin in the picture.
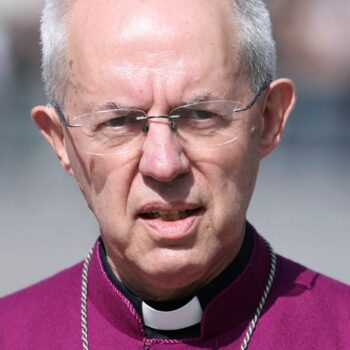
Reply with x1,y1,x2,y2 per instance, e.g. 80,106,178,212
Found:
137,250,207,288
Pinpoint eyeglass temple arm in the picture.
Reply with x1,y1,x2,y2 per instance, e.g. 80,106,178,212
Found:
51,101,81,128
234,79,271,113
50,101,68,126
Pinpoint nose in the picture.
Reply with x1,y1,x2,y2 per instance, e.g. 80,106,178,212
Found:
139,119,190,182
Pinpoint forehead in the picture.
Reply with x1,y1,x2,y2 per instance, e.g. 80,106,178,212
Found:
69,0,236,41
66,0,243,107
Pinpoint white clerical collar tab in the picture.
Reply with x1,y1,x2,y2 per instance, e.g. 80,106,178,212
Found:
142,296,202,331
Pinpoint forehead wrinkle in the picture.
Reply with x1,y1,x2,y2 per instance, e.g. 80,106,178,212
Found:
90,91,227,113
110,60,186,80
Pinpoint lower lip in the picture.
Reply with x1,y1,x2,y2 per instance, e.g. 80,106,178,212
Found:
140,214,200,241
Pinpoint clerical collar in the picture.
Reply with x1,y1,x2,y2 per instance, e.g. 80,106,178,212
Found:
142,296,202,331
99,222,253,339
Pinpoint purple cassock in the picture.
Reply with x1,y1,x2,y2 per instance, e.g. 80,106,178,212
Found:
1,225,350,349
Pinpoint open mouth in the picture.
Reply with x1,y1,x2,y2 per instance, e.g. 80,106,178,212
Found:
139,208,202,222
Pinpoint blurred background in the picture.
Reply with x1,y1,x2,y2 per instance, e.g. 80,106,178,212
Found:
1,0,349,297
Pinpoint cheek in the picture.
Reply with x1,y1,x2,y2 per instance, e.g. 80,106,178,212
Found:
204,136,260,219
90,158,137,214
68,144,138,219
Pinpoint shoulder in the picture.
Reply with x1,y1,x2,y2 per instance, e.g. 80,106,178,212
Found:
251,227,350,312
256,254,350,348
0,261,83,310
0,262,83,345
276,254,350,302
251,227,350,305
272,255,350,331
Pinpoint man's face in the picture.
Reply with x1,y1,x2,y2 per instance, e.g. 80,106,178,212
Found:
62,0,264,299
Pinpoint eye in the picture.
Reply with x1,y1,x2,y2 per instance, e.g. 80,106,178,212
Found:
105,116,127,127
101,109,144,128
189,110,215,120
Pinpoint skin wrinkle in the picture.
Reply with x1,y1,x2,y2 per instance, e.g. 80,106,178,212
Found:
66,65,241,116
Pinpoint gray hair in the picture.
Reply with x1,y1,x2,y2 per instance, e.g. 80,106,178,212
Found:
231,0,277,92
40,0,71,105
40,0,276,105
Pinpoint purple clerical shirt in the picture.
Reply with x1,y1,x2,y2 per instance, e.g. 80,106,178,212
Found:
1,228,350,349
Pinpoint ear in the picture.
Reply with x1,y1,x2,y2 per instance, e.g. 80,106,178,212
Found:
259,79,296,159
32,105,74,175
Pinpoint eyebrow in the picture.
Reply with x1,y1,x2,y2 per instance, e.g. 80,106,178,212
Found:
182,93,212,105
97,102,135,110
89,93,215,112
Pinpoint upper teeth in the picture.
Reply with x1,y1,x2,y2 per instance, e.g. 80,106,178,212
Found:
159,210,185,215
147,210,186,215
145,210,189,221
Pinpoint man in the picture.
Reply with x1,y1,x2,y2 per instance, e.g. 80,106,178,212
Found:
1,0,349,349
